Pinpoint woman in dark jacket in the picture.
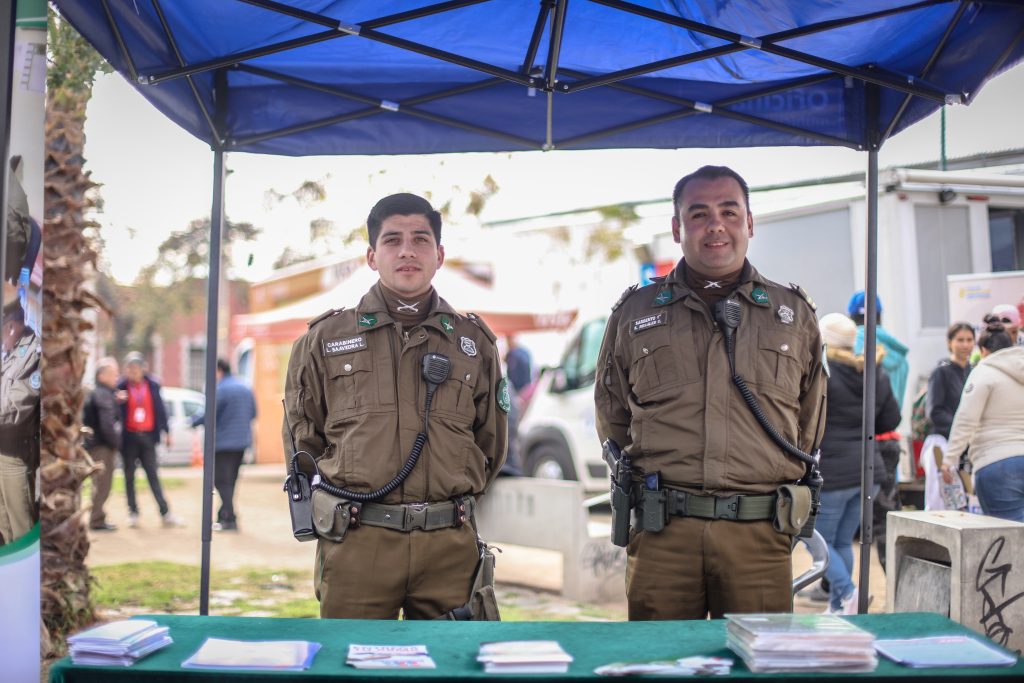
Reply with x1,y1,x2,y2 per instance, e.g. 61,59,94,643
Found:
926,322,975,439
817,313,902,614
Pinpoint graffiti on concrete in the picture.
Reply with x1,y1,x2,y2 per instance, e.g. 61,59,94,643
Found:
975,536,1024,653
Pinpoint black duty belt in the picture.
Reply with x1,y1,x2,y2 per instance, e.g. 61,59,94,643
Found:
359,496,475,532
663,490,775,522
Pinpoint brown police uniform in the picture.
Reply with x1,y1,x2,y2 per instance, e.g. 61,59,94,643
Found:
595,260,826,620
284,283,508,619
0,328,40,544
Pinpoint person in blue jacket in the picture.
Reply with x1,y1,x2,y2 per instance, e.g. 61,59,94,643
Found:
192,359,257,531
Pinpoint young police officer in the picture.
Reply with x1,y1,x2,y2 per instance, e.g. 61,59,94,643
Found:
284,193,508,619
595,166,827,620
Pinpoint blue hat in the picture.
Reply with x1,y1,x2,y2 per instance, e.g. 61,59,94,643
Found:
847,290,883,317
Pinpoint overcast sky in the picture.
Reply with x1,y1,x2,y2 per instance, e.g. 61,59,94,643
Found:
83,63,1024,284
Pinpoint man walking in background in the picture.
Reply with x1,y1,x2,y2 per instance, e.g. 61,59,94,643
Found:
84,357,122,531
192,359,256,531
118,352,184,528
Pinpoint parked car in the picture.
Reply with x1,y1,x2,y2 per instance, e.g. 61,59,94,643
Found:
156,386,205,466
517,315,609,493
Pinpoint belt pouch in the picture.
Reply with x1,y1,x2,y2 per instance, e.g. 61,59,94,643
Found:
773,485,811,535
641,488,667,533
311,488,352,542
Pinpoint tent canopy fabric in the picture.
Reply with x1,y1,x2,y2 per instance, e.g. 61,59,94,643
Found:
56,1,1024,156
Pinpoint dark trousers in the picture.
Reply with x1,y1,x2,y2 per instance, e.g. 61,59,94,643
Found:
873,439,903,572
122,431,169,516
88,445,117,527
214,449,245,523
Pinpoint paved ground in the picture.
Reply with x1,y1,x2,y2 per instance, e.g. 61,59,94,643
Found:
87,464,888,616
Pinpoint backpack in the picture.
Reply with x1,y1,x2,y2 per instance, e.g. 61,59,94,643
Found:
910,386,931,442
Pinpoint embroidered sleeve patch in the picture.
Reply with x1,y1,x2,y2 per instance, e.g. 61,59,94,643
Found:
323,335,367,356
497,377,511,413
631,311,666,333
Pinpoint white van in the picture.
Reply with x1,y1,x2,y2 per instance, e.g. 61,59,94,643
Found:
156,386,205,466
517,315,609,493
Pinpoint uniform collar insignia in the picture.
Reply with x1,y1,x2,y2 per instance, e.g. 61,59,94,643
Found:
358,314,378,328
703,280,723,289
654,289,673,306
396,299,421,313
440,315,454,333
751,286,770,305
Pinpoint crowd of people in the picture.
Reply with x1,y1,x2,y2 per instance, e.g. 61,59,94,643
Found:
83,354,255,533
806,296,1024,614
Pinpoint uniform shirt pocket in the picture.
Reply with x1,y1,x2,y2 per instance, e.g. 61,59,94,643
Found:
756,328,803,395
628,326,689,402
324,350,376,416
433,357,480,424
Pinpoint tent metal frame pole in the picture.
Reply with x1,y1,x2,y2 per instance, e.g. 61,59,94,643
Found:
883,1,969,140
520,1,552,73
100,0,140,83
858,85,881,613
0,1,15,356
577,0,961,103
150,0,221,142
199,143,226,617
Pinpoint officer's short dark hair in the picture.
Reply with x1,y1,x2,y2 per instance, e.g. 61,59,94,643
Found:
2,299,24,325
672,166,751,218
366,193,442,249
217,358,231,375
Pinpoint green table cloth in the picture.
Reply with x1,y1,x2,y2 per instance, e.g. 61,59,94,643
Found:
50,612,1023,682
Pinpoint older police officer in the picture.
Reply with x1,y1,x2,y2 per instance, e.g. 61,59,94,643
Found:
595,166,827,620
284,193,507,619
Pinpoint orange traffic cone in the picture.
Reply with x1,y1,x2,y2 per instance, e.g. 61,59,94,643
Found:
190,432,203,468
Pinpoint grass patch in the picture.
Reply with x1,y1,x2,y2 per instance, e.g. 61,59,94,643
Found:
91,562,625,622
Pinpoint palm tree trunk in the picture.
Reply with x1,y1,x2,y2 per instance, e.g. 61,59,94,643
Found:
40,12,106,657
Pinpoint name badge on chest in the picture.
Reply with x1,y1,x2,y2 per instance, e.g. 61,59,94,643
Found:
631,311,667,334
323,335,368,356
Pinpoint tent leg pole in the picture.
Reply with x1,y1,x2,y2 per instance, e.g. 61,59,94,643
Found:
858,149,879,615
199,148,226,616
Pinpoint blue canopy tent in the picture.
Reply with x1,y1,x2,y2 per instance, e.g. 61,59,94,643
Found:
51,0,1024,616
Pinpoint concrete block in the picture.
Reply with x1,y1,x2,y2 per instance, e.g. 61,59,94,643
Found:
887,510,1024,654
476,477,625,603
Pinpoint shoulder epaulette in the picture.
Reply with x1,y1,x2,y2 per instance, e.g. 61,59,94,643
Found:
789,283,817,312
466,312,496,343
611,284,639,312
308,307,343,328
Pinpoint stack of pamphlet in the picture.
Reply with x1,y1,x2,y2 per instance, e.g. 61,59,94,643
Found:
594,656,733,676
346,644,436,669
477,640,573,674
875,635,1017,668
726,613,876,673
181,638,320,671
67,619,173,667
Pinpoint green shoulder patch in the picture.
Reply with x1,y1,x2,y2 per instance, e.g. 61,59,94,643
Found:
467,312,497,343
308,307,343,328
789,282,817,312
497,377,511,413
611,284,639,312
